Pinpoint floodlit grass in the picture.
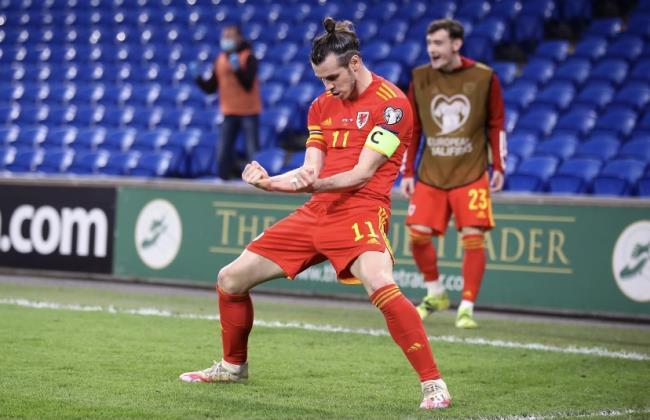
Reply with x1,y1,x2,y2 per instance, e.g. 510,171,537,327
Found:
1,281,649,419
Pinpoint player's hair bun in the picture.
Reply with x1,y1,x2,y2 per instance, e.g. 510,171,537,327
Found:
323,17,336,34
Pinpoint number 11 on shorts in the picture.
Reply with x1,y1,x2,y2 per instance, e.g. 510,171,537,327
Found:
352,221,379,242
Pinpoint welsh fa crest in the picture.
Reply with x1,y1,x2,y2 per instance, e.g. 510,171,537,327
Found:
356,111,369,129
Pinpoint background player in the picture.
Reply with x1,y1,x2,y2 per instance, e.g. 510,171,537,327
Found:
180,18,451,410
400,19,506,329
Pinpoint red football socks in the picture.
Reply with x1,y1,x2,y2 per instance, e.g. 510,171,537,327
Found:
217,286,254,365
371,284,441,381
409,229,439,281
461,234,486,302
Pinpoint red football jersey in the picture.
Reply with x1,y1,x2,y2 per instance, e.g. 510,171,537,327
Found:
306,73,413,206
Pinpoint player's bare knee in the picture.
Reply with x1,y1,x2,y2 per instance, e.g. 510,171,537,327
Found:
217,265,247,294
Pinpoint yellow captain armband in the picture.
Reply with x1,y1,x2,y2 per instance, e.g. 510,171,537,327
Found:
364,126,401,158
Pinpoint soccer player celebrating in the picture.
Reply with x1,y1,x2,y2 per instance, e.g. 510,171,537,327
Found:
400,19,506,328
180,17,451,410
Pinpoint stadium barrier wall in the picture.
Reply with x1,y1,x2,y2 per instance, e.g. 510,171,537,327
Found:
0,178,648,319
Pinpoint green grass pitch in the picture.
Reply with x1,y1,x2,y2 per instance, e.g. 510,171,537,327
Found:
0,280,649,419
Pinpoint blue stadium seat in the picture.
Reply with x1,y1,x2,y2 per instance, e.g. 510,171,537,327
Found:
381,20,409,44
281,82,316,109
187,132,217,178
583,18,622,39
520,0,556,18
73,105,105,126
0,84,23,102
553,58,591,86
5,148,44,173
0,126,19,146
534,135,578,160
505,154,519,176
533,81,575,110
605,36,644,62
394,1,427,23
515,108,557,137
385,40,421,67
559,0,591,21
363,41,391,63
163,129,201,176
355,21,379,43
472,17,507,44
12,126,47,149
373,61,402,86
103,128,136,152
129,83,160,106
131,128,171,152
489,0,522,21
574,134,620,161
639,168,650,197
260,105,292,145
507,156,559,192
504,108,518,133
265,42,298,65
617,139,650,161
461,36,493,63
592,159,646,196
611,83,650,111
260,82,284,108
158,108,193,130
456,0,491,21
46,83,76,105
282,150,306,173
98,150,140,176
252,147,285,177
0,145,16,170
533,40,569,62
553,108,597,137
512,15,544,46
503,82,537,111
637,111,650,136
588,59,628,86
548,158,602,194
257,61,276,83
284,22,318,45
130,150,174,177
74,127,107,150
73,83,106,106
0,104,20,125
573,82,615,111
42,126,77,149
20,83,50,104
508,131,537,160
491,61,517,86
629,59,650,83
591,108,637,138
130,107,163,129
267,63,303,86
627,14,650,40
67,150,109,175
15,104,49,126
35,148,75,174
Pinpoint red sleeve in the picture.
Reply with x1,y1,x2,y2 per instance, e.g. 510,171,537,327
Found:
402,82,422,177
487,73,506,174
305,98,327,152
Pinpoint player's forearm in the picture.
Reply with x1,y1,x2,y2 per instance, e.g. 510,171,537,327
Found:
312,165,371,193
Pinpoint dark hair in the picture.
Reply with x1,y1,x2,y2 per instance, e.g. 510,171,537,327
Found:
223,24,242,36
427,19,464,40
310,17,361,66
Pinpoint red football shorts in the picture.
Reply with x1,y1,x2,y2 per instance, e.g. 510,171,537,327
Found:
247,199,393,283
405,172,495,235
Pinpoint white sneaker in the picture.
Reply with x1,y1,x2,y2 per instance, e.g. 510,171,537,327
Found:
419,379,451,409
179,360,248,383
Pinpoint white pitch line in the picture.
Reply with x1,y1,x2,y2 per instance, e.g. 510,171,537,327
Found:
2,298,649,362
495,407,650,419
